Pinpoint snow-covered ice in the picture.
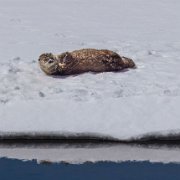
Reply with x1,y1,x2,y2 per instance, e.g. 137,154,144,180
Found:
0,0,180,140
1,144,180,164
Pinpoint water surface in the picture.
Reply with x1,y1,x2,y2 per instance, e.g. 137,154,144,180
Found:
0,158,180,180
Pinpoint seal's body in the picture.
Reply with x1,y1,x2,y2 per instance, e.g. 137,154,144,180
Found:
39,49,136,75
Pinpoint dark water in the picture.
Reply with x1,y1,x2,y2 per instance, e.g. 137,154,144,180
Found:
0,158,180,180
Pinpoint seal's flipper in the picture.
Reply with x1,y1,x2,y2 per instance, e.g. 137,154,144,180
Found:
122,56,136,68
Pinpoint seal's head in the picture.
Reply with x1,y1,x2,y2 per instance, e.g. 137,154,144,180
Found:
39,53,59,75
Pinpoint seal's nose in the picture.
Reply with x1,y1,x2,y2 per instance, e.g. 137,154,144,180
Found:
59,63,65,69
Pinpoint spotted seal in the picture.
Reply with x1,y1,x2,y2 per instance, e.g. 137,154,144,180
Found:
39,49,136,75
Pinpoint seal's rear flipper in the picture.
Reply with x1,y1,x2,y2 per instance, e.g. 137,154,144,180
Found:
122,56,136,69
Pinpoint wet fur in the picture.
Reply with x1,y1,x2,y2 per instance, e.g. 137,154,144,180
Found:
39,49,136,75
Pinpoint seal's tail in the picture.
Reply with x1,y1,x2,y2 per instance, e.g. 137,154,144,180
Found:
121,56,136,69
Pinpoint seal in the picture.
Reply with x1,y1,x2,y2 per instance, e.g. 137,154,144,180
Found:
38,49,136,75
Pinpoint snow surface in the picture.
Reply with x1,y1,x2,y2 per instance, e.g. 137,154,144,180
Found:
0,0,180,140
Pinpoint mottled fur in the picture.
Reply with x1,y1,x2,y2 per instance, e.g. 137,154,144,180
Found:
38,49,136,75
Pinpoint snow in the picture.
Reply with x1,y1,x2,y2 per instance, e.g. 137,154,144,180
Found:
0,0,180,141
1,144,180,164
1,96,180,140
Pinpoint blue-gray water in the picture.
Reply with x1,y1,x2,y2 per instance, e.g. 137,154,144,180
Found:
0,158,180,180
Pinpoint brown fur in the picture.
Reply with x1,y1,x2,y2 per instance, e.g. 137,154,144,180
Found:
38,49,136,75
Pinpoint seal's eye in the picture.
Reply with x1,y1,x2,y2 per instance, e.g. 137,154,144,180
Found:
48,59,54,64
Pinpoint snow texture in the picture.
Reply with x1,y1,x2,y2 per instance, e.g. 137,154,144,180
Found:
0,0,180,140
